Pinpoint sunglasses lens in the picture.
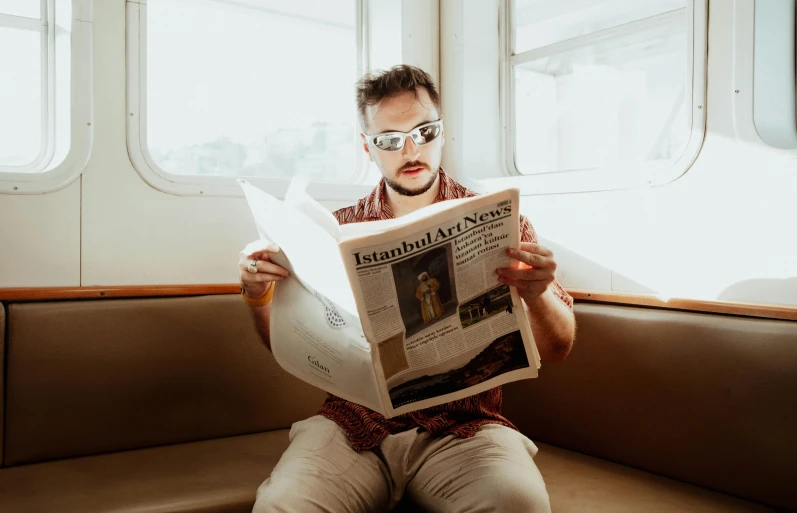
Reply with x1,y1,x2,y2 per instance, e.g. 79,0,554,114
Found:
415,123,441,145
373,134,404,151
370,122,442,151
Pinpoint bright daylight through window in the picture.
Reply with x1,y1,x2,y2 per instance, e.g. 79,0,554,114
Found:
145,0,360,181
511,0,691,182
0,0,72,173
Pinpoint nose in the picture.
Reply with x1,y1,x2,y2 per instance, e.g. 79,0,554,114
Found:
401,135,421,160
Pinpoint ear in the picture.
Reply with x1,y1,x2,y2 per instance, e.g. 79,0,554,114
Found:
439,114,445,148
360,133,374,162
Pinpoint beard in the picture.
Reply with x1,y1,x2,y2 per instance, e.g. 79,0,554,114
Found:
384,161,439,197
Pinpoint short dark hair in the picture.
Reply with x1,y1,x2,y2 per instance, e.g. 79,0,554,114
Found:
356,65,441,131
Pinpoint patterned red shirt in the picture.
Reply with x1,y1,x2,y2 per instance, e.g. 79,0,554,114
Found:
318,168,573,451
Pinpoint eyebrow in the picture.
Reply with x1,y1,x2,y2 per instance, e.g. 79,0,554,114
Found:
377,119,438,134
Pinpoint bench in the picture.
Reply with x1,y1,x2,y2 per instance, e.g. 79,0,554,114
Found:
0,297,793,512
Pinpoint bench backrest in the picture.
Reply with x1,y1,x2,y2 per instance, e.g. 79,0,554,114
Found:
2,296,326,466
503,303,797,511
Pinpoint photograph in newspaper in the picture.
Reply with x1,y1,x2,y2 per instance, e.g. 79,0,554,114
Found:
459,284,514,328
391,243,458,339
388,330,529,408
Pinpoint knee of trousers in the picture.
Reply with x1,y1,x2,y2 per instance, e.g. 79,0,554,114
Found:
251,477,352,513
484,480,552,513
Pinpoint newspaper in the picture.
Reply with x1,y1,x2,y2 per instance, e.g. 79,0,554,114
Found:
239,178,539,418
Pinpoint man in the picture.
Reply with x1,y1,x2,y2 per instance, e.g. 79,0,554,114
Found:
416,271,442,323
239,65,575,512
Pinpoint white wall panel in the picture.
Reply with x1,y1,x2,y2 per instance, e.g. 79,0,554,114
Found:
440,0,502,181
439,0,465,176
402,0,440,86
518,194,615,292
0,180,80,288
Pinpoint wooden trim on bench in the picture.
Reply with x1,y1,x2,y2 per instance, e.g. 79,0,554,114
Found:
0,285,241,301
1,285,795,321
569,289,797,322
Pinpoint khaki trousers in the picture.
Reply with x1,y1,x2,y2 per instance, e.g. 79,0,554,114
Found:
253,415,551,513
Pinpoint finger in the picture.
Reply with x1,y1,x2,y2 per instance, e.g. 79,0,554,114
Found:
506,247,548,268
239,260,289,277
242,252,273,266
496,267,550,281
246,247,281,261
518,243,553,257
256,260,289,277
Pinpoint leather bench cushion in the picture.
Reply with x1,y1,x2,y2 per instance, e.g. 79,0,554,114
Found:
0,430,285,513
4,296,327,466
0,432,771,513
503,304,797,511
537,444,773,513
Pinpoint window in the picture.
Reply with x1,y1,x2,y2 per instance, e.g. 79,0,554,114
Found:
129,0,369,196
504,0,706,192
0,0,72,172
0,0,91,193
752,0,797,149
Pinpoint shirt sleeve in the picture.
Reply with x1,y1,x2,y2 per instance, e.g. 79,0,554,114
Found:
519,215,574,311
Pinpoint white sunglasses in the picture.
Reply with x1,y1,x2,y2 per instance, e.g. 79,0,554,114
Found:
365,120,444,152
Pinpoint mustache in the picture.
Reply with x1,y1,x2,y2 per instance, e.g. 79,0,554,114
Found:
398,161,430,173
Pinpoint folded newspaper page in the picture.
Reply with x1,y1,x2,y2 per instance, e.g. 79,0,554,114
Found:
240,179,539,418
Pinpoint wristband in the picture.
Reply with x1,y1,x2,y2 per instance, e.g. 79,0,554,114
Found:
241,282,274,307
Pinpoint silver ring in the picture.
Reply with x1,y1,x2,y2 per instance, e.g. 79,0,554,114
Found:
247,260,259,274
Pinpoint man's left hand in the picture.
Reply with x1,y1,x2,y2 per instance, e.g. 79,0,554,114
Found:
496,243,557,303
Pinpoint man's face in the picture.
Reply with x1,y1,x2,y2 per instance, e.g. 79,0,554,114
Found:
361,89,444,197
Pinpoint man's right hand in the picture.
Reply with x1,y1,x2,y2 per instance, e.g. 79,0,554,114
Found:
238,240,290,299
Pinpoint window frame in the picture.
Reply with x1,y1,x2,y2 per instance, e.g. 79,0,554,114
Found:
498,0,708,195
0,0,93,195
125,0,375,200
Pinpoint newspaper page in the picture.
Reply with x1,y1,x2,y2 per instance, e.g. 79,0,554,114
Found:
338,189,538,418
239,180,385,413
